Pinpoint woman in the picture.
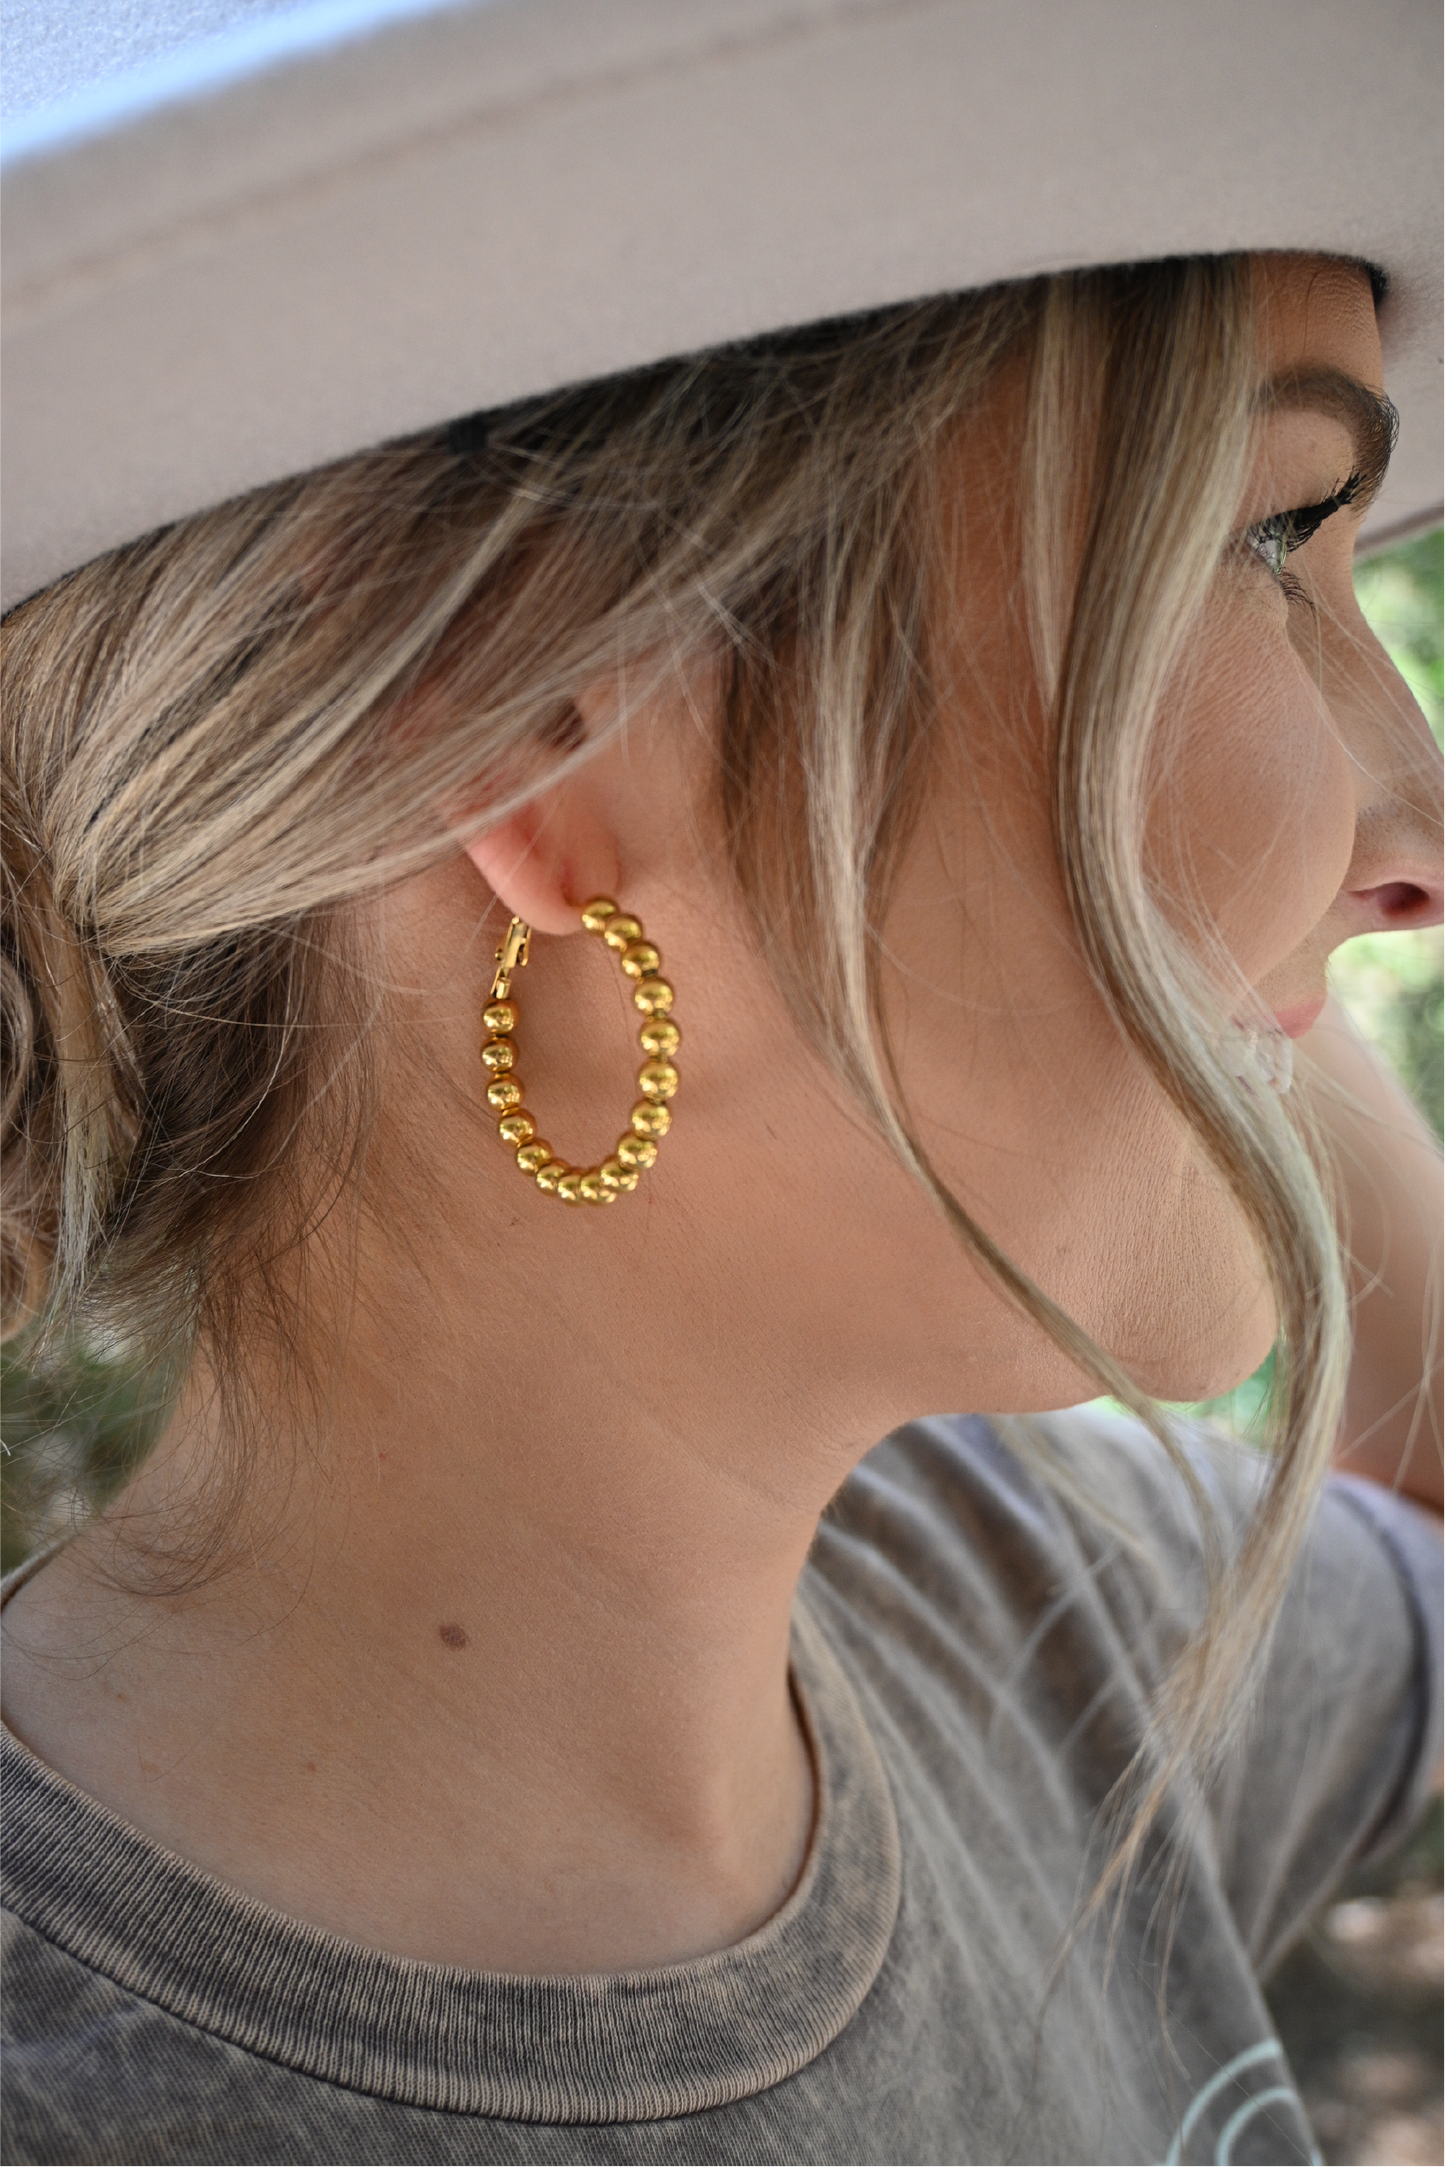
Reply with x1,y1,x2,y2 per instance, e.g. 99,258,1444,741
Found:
2,6,1442,2163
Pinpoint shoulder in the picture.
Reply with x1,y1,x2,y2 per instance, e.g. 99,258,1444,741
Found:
812,1406,1440,1736
803,1409,1216,1768
811,1409,1441,1958
811,1406,1237,1649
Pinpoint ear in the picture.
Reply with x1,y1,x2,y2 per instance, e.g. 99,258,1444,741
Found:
462,773,621,937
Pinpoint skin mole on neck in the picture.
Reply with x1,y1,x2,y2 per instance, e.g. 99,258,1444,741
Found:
437,1624,470,1651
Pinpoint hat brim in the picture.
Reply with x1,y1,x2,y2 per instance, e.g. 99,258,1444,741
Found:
3,0,1440,611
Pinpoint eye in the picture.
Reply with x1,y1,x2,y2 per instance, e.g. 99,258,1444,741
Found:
1243,513,1291,581
1238,471,1364,595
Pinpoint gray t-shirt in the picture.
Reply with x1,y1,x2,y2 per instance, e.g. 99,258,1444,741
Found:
3,1412,1440,2165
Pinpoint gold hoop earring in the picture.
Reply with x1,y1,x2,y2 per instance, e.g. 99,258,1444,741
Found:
481,898,679,1206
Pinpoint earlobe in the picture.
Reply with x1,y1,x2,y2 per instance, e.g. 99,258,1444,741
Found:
462,791,621,937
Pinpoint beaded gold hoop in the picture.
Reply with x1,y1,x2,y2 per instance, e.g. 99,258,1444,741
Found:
481,898,679,1205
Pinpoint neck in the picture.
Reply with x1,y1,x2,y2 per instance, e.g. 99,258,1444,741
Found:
2,1150,842,1972
0,872,958,1973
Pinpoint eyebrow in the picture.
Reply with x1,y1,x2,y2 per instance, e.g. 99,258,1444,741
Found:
1258,368,1399,504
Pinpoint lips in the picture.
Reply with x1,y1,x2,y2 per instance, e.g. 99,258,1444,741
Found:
1270,998,1327,1041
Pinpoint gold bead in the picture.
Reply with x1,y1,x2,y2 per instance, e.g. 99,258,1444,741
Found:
639,1017,680,1058
486,1076,524,1112
483,999,518,1035
630,1099,672,1139
498,1110,537,1146
638,1059,679,1102
602,913,644,952
581,897,620,935
599,1155,639,1193
579,1169,616,1204
516,1139,553,1174
617,1133,658,1170
556,1170,584,1204
620,940,661,981
633,977,674,1015
535,1158,565,1191
481,1037,516,1073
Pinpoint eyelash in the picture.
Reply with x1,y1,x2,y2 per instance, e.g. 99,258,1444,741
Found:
1240,470,1364,600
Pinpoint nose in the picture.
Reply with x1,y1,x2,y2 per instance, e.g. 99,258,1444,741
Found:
1342,871,1444,937
1322,602,1443,941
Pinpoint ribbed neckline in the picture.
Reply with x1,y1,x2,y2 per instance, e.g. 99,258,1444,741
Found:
1,1585,900,2124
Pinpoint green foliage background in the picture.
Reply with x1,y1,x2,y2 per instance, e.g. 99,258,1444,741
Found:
3,534,1442,1561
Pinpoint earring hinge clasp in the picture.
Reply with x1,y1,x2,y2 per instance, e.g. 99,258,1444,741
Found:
490,916,531,1000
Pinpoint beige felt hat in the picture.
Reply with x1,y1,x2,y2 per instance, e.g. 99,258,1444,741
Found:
3,0,1441,613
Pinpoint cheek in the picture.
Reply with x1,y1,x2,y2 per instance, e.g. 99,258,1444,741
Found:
869,717,1277,1405
1152,601,1356,983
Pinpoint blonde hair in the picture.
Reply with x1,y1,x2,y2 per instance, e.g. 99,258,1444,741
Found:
1,258,1347,1891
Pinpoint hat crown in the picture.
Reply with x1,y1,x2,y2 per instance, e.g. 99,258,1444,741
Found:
4,0,1439,610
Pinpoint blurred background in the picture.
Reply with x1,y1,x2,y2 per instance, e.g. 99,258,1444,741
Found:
3,529,1442,2165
